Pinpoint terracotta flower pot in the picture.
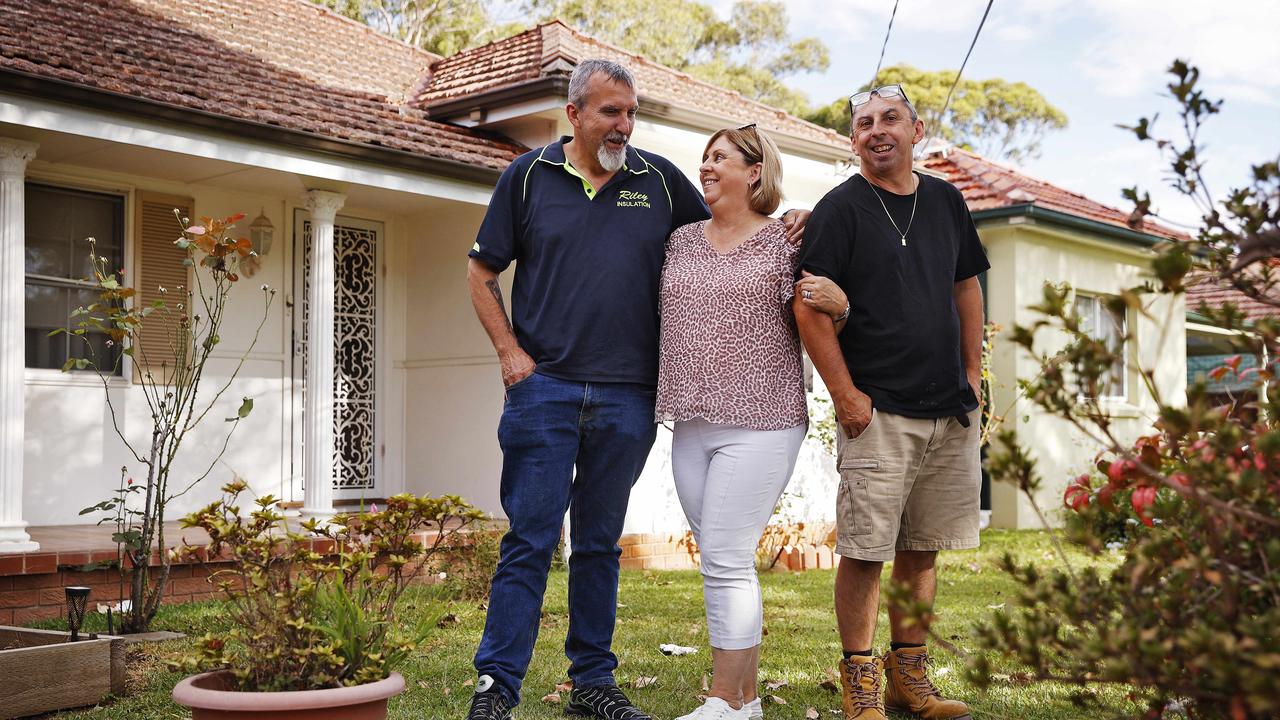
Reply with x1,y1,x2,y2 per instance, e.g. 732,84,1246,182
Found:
172,670,406,720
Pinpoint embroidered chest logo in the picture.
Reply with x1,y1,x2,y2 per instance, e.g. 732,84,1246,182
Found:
617,190,651,208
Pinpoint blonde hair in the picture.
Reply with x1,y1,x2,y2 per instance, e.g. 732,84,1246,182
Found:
702,126,783,215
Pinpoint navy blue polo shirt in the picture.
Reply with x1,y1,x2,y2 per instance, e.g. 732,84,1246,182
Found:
469,136,710,385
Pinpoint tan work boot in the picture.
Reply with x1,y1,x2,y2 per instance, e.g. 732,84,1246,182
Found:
839,654,885,719
884,646,972,719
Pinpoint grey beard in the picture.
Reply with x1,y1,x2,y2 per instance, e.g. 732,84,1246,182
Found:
598,143,626,172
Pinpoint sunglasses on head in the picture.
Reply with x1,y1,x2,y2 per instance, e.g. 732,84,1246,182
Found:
848,84,911,112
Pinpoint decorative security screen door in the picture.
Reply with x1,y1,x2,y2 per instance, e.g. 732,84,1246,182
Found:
292,211,383,500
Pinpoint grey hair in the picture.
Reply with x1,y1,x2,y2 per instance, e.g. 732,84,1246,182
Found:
567,59,636,108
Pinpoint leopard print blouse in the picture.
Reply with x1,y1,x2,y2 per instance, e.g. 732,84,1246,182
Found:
656,219,808,430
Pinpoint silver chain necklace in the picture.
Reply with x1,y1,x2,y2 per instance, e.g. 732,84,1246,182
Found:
862,173,917,246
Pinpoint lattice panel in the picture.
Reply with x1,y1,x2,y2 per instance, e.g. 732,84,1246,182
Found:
301,221,377,491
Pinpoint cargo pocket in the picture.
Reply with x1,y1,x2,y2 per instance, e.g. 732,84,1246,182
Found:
837,457,878,536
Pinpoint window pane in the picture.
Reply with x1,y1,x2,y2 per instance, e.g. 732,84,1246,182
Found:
1074,295,1095,335
70,288,124,372
25,284,68,369
1103,304,1126,394
1075,294,1127,399
25,184,123,280
25,184,125,373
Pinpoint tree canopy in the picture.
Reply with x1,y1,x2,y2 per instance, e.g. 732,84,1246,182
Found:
527,0,828,116
806,64,1069,162
311,0,521,56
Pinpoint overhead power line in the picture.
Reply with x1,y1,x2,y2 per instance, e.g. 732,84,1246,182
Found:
870,0,901,89
915,0,995,159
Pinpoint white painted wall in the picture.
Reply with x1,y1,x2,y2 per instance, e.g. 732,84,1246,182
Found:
22,167,296,527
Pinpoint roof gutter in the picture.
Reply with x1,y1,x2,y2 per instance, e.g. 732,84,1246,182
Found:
972,203,1169,249
426,76,570,122
0,66,509,186
427,75,852,163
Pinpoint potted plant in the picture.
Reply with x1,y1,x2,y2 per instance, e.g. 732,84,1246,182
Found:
170,480,483,719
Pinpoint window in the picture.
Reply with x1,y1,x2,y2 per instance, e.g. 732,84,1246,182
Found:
1074,292,1126,399
25,183,125,373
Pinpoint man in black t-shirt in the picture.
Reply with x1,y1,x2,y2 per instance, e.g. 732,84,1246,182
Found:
795,86,987,720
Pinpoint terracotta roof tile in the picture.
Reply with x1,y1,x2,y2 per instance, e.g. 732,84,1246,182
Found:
1,0,523,171
921,146,1186,242
417,20,849,154
127,0,440,102
1186,274,1280,322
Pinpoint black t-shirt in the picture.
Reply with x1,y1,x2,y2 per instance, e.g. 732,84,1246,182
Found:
798,172,989,418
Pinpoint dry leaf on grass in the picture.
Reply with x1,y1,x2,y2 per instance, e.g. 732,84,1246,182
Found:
701,674,710,692
541,692,561,704
768,695,787,705
633,676,658,689
765,679,788,690
463,679,474,688
555,681,574,693
806,708,820,719
820,679,839,692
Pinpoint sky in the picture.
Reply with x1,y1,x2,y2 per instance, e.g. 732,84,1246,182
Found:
714,0,1280,229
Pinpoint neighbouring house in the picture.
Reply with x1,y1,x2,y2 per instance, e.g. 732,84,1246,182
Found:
1185,276,1277,407
0,0,1192,604
920,147,1187,529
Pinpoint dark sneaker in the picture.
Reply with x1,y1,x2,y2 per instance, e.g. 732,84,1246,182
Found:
467,675,513,720
565,684,653,719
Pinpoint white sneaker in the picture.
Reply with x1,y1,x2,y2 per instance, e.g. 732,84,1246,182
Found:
745,696,763,719
675,696,750,720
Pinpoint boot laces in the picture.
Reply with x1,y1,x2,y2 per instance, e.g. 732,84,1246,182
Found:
897,651,942,698
842,658,883,710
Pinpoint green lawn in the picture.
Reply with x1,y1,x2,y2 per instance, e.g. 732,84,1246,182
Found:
35,529,1140,719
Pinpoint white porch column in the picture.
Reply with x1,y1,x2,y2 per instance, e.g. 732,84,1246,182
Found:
300,190,345,523
0,139,38,553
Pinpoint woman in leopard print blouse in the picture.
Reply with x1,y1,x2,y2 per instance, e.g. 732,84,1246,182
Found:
658,126,848,720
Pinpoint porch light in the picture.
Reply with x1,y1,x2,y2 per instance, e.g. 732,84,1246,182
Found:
65,586,90,641
249,209,274,257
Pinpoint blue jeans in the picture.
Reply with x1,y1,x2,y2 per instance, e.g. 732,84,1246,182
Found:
473,372,658,705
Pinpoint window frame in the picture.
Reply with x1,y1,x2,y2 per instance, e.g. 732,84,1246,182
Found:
23,176,134,387
1074,291,1129,401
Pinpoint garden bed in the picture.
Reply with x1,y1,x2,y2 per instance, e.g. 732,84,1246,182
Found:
0,626,125,719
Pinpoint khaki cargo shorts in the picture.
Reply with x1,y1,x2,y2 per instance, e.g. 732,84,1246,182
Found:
834,407,981,562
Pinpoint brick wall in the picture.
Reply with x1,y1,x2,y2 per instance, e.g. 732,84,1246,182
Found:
618,533,698,571
0,560,228,626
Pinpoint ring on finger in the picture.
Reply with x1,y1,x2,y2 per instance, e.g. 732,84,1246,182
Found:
803,289,813,299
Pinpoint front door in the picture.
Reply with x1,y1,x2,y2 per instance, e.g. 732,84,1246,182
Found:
291,211,383,500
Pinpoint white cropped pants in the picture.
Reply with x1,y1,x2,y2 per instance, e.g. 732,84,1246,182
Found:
671,418,807,650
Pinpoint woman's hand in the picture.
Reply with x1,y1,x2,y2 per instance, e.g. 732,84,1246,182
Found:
795,271,848,319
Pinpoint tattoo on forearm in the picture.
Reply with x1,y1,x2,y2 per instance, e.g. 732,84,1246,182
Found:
484,279,513,330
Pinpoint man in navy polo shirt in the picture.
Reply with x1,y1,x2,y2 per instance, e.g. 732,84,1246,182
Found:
463,60,707,720
464,60,805,720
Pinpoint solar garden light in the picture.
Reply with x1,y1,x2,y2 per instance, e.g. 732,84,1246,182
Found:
65,586,91,641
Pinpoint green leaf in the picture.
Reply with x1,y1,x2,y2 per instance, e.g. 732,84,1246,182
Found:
111,530,143,548
227,396,253,422
60,358,76,372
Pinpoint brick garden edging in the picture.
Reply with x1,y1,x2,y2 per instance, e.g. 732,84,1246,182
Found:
1,530,840,625
618,533,837,573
